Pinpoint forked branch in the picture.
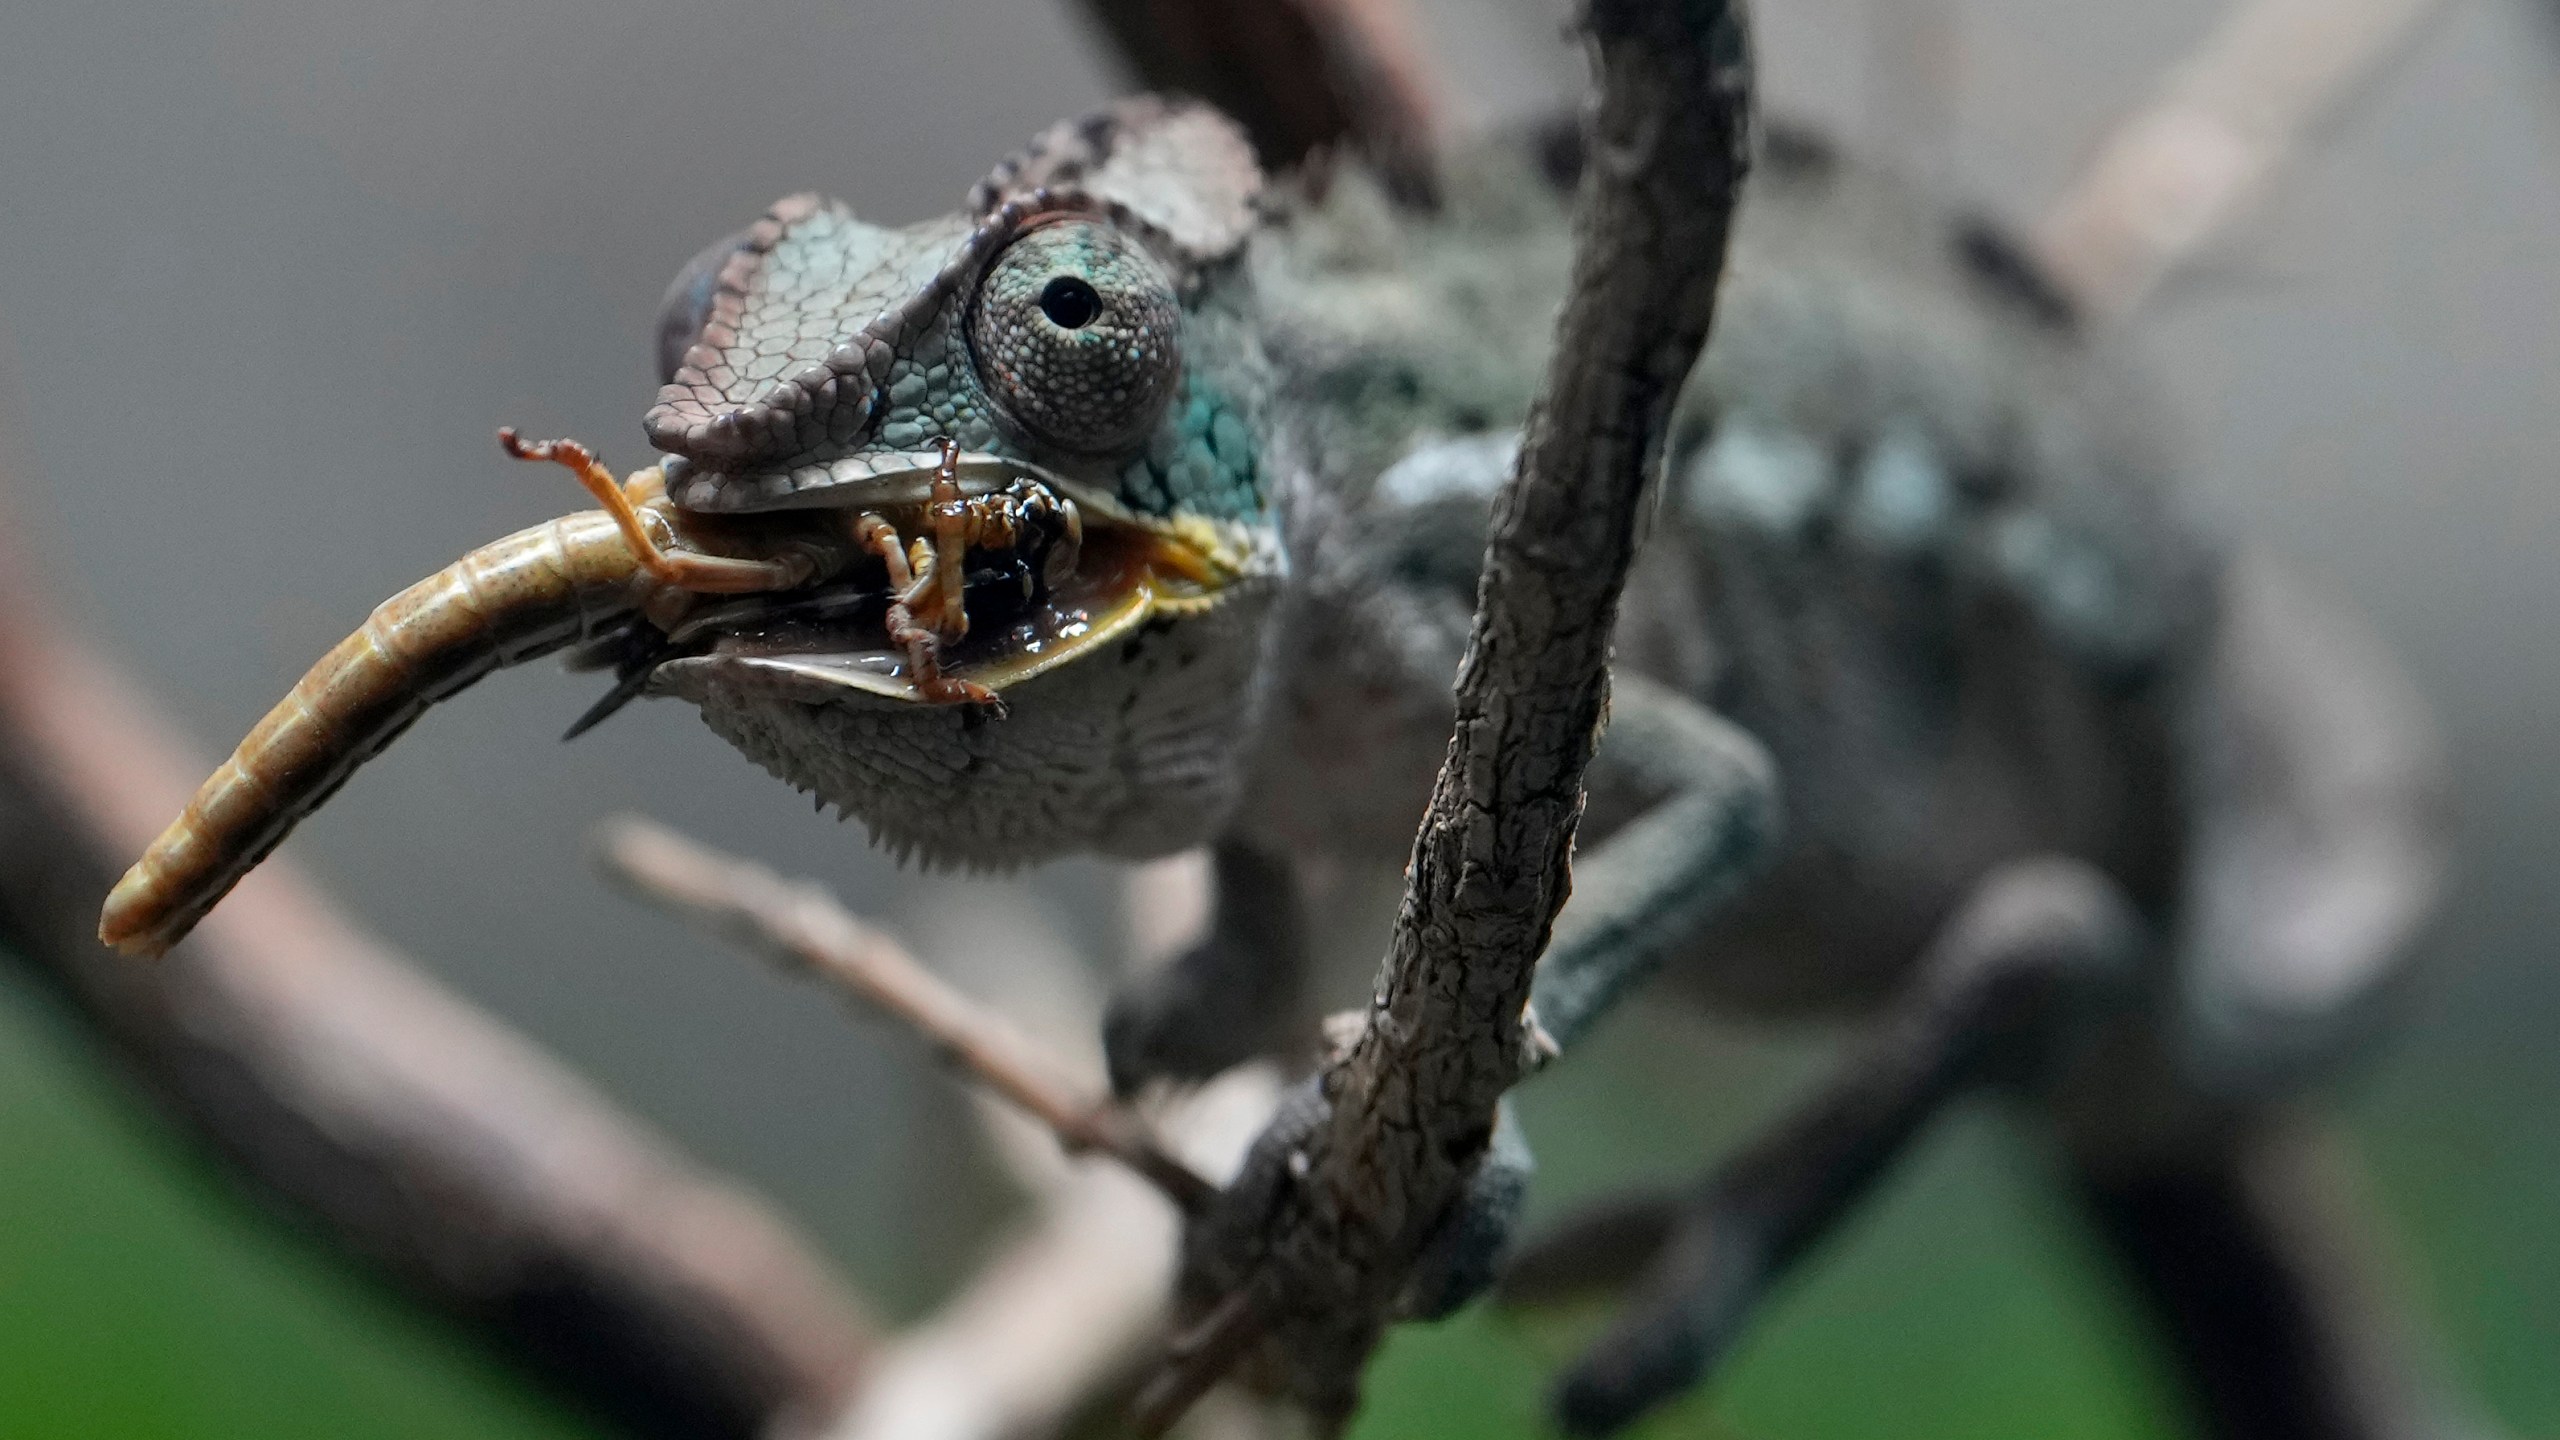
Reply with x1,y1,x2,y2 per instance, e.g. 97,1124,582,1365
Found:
1136,0,1759,1429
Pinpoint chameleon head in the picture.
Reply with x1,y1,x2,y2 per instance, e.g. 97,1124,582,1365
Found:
634,100,1283,866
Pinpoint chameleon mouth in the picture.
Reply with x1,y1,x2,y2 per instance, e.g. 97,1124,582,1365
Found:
635,458,1258,713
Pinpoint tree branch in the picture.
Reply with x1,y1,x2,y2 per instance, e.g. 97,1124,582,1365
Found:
1143,0,1758,1428
0,564,878,1439
2031,0,2451,322
820,1066,1283,1440
2075,1121,2504,1440
595,815,1219,1216
1071,0,1444,200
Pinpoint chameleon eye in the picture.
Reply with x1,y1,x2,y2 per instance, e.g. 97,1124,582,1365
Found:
1039,275,1102,329
969,219,1181,453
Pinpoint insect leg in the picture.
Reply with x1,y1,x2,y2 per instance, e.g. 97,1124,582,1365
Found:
500,428,815,593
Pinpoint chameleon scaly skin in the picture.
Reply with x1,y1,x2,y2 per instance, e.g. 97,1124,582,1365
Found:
638,101,1289,866
624,105,2432,1189
102,90,2454,1435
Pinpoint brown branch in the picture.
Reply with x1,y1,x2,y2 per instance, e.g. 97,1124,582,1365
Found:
595,814,1219,1216
2031,0,2450,323
1072,0,1444,200
0,562,877,1439
823,1066,1284,1440
1144,0,1758,1429
801,858,1276,1440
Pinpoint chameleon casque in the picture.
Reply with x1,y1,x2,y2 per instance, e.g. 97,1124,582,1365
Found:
100,95,2453,1434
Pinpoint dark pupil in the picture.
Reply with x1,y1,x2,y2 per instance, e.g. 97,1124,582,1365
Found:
1038,275,1102,330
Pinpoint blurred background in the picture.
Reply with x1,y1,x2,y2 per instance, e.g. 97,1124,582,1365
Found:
0,0,2551,1436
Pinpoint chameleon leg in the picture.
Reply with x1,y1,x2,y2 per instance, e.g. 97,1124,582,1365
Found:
1527,673,1782,1056
1400,1098,1535,1320
1167,682,1773,1329
1358,681,1779,1322
2047,558,2485,1440
498,428,817,594
1529,858,2142,1438
1103,839,1308,1096
1189,682,1780,1330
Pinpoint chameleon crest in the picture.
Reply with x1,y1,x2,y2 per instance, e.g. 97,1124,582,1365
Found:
635,98,1287,865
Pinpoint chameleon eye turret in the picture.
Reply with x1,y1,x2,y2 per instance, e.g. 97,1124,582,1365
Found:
968,218,1184,452
101,98,1282,951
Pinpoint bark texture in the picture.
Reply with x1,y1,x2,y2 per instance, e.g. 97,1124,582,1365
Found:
1165,0,1758,1425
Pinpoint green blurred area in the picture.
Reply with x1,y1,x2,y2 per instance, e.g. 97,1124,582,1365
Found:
0,964,588,1440
1,953,2549,1440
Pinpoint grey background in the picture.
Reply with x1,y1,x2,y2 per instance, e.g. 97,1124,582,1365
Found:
0,0,2549,1367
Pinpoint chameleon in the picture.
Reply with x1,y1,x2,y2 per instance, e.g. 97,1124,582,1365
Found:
98,97,2455,1434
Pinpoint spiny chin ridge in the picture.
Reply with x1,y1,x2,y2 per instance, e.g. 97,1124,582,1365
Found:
795,783,1038,876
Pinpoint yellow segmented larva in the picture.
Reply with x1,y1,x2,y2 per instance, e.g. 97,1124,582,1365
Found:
98,507,660,957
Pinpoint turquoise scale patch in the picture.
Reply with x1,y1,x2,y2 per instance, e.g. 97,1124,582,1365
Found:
1118,378,1261,520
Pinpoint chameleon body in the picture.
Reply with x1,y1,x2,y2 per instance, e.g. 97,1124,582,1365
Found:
646,106,2446,1426
105,98,2450,1432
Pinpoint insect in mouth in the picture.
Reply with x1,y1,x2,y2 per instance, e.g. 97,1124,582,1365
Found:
93,429,1200,959
98,97,1276,952
850,437,1085,711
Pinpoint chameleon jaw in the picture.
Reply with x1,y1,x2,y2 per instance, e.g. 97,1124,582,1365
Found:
644,456,1264,711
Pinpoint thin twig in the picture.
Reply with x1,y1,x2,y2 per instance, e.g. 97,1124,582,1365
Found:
1141,0,1758,1428
2032,0,2451,322
595,814,1219,1216
809,858,1269,1440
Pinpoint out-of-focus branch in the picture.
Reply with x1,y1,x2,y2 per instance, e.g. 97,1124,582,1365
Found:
798,855,1276,1440
2076,1121,2505,1440
1137,1,1757,1429
601,819,1274,1440
1863,0,1960,191
596,815,1218,1215
1535,861,2141,1436
1072,0,1444,199
825,1067,1283,1440
0,563,877,1439
2032,0,2451,323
